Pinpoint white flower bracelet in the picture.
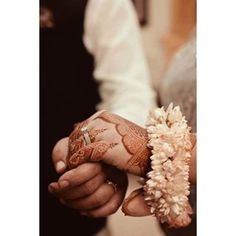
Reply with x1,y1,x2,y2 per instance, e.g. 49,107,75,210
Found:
144,103,193,228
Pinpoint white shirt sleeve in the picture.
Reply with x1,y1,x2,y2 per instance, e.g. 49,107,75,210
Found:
83,0,156,126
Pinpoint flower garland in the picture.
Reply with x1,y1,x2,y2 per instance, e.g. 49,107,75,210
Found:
144,103,193,228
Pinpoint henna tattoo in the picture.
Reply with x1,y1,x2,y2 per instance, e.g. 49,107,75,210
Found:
97,112,151,175
67,142,118,169
126,147,151,176
90,142,118,161
69,120,89,145
70,125,107,145
67,121,88,165
89,128,107,142
69,137,84,154
67,112,151,175
67,121,107,168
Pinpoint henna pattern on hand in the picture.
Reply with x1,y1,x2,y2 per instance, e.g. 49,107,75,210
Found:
97,112,151,176
89,128,107,142
70,137,84,155
69,120,89,145
67,120,107,168
68,141,118,169
67,112,151,175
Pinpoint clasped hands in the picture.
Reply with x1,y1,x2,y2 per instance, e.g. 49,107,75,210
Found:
48,111,153,217
48,110,196,218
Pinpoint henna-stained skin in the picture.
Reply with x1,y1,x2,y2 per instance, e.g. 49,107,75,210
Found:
97,112,151,176
67,120,107,168
89,128,107,142
67,111,151,176
69,120,89,146
68,141,118,169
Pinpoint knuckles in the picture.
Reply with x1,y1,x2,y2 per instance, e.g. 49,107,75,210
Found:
83,180,97,195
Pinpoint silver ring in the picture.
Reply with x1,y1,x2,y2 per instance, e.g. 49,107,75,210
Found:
106,180,117,192
81,127,91,145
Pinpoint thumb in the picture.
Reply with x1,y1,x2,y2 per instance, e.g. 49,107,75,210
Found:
122,188,152,217
52,137,69,174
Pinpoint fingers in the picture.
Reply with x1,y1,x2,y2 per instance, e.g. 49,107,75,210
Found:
48,162,128,217
48,163,102,195
63,183,115,211
70,110,106,138
70,120,89,142
122,188,151,217
81,187,126,218
52,137,69,174
51,120,90,174
58,172,107,200
67,141,115,169
80,169,128,217
69,137,85,156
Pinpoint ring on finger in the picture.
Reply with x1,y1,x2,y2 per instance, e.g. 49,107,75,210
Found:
81,127,91,145
106,180,117,192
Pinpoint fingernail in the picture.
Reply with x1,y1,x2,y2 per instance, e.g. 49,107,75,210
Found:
59,180,70,189
56,161,66,173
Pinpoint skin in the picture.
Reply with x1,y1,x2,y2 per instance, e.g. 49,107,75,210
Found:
49,111,196,217
40,6,54,28
49,136,128,218
67,111,152,176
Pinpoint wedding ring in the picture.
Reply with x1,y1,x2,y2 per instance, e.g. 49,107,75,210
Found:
106,180,117,192
81,127,91,145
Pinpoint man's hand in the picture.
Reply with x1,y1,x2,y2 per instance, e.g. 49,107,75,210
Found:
48,137,127,218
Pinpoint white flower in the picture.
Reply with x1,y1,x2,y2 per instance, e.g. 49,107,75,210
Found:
153,107,167,121
144,104,193,228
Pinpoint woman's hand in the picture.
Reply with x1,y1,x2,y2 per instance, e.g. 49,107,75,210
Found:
122,133,197,217
67,111,152,177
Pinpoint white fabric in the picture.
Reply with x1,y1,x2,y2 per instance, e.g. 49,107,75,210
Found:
83,0,156,126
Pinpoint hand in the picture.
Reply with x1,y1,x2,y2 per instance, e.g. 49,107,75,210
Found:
64,110,152,217
48,137,128,218
65,111,197,218
67,111,152,177
122,133,197,217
